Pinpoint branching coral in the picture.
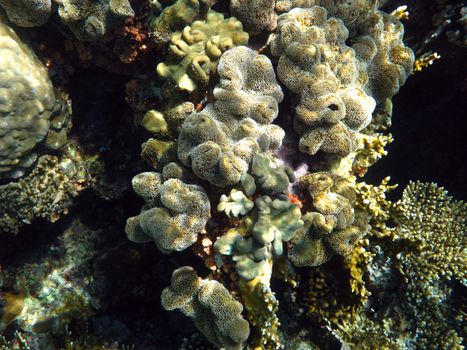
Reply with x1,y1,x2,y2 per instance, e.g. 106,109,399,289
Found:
161,266,250,350
178,46,284,186
156,10,249,92
393,181,466,287
289,172,369,266
125,169,210,253
0,20,71,179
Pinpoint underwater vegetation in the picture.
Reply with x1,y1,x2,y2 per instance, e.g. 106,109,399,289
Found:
0,0,465,349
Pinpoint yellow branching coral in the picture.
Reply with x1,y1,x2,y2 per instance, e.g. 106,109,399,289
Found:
354,177,397,235
393,181,466,286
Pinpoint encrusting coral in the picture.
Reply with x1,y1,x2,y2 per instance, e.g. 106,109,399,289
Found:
0,20,71,180
156,10,249,92
177,46,285,186
0,144,89,234
54,0,135,42
229,0,277,33
125,169,210,253
0,0,51,27
161,266,250,350
0,0,135,42
289,172,369,266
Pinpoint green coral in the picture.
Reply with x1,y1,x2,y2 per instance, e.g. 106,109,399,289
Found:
289,172,369,266
0,20,71,179
214,153,303,280
177,46,284,186
156,10,249,92
217,189,254,218
161,266,250,350
125,170,210,253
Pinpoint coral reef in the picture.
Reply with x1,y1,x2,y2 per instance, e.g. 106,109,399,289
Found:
2,0,458,349
0,20,71,179
161,266,250,350
125,170,210,253
289,172,369,266
177,46,284,186
156,10,249,92
393,181,466,286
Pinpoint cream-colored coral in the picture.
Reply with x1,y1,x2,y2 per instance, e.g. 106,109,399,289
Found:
0,20,69,179
270,4,413,157
161,266,250,350
289,172,369,266
270,6,375,157
177,46,284,186
156,10,249,92
125,173,210,253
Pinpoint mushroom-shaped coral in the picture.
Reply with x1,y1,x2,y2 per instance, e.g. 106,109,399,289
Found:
353,11,414,103
54,0,135,42
270,6,376,157
177,47,285,186
156,10,249,92
0,20,70,179
125,171,210,253
161,266,250,350
289,172,369,266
